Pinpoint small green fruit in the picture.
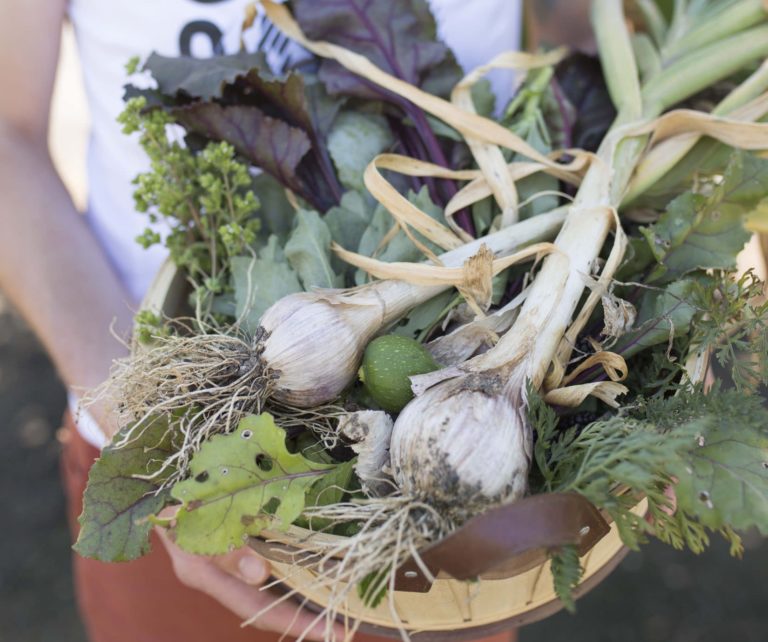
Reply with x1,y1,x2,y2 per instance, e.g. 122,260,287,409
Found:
359,335,440,413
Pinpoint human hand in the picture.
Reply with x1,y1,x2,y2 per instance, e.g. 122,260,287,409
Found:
157,527,346,641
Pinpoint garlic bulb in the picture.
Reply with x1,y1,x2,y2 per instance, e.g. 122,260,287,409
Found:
259,288,398,407
390,369,531,513
257,210,566,408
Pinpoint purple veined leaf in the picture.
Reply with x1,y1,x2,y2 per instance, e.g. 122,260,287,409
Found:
236,66,342,133
174,103,313,204
239,67,313,129
292,0,450,98
234,70,345,204
139,51,344,207
291,0,472,233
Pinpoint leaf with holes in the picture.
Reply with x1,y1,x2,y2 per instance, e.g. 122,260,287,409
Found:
169,414,337,555
641,152,764,284
74,417,176,562
670,401,768,536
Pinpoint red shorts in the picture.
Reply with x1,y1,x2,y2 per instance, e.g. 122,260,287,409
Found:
60,415,515,642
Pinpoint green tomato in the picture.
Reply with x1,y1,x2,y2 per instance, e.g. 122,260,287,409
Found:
358,335,439,413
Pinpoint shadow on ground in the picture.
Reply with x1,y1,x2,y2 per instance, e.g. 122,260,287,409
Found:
0,302,765,642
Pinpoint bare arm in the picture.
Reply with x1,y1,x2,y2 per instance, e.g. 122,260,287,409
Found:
0,0,133,433
524,0,595,53
0,5,344,637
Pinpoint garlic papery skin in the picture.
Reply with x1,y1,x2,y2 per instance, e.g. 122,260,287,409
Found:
259,291,388,407
390,370,531,515
338,410,395,497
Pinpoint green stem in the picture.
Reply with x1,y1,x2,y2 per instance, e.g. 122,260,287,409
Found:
643,24,768,114
661,0,767,62
623,61,768,204
666,0,690,50
715,59,768,115
634,0,668,48
592,0,643,119
632,33,663,83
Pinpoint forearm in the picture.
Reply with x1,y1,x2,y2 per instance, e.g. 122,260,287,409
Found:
0,122,134,397
524,0,594,52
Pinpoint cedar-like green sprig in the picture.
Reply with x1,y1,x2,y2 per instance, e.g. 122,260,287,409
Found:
549,545,583,613
528,385,768,609
689,269,768,392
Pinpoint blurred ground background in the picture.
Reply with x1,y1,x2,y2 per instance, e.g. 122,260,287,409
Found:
1,24,767,642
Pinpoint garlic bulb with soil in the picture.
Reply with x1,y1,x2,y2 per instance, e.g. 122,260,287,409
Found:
390,368,531,515
258,209,565,407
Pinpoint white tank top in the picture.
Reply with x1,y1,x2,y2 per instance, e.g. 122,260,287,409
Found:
66,0,522,447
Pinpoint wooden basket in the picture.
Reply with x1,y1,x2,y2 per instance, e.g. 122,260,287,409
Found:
141,259,643,639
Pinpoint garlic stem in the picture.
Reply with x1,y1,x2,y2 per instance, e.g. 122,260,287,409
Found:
624,60,768,204
497,0,768,389
259,208,566,407
390,0,768,511
660,0,766,63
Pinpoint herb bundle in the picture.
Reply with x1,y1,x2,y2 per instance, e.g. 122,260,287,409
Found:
77,0,768,638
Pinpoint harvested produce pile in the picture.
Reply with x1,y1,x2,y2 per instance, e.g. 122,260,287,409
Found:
77,1,768,639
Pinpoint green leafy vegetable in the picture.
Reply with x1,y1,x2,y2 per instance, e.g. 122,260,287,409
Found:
250,173,296,240
392,291,455,342
75,418,176,562
285,209,344,289
533,388,768,555
665,393,768,535
231,237,303,332
527,383,573,490
549,545,583,613
641,152,765,283
298,459,356,531
355,186,443,285
143,51,265,101
328,112,393,192
324,191,374,272
357,568,390,609
170,414,339,555
503,66,559,219
688,269,768,391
